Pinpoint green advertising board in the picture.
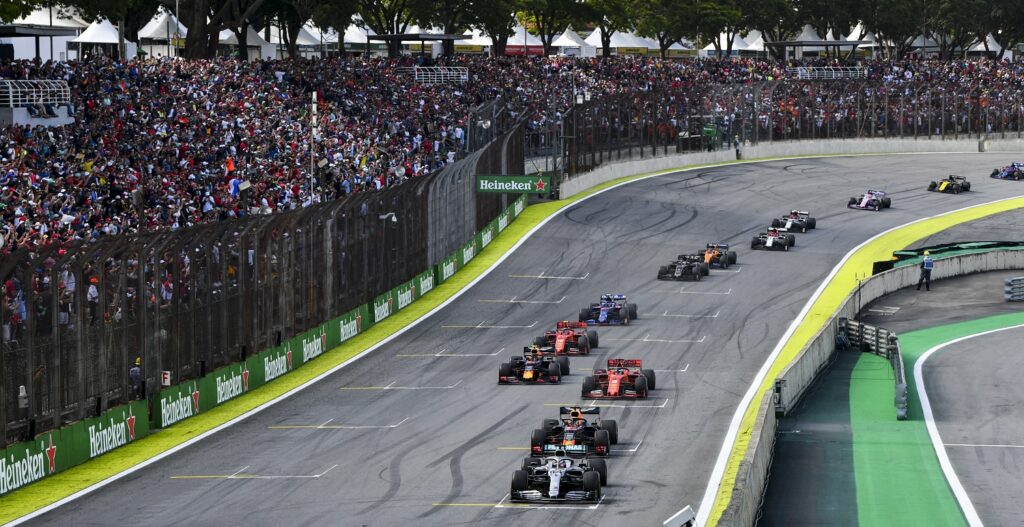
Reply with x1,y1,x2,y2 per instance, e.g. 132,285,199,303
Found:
436,252,459,284
458,237,479,267
210,362,252,407
478,220,498,250
511,195,527,219
476,175,549,194
372,290,396,323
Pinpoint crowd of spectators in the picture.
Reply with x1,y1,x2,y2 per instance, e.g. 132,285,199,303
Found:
4,54,1024,257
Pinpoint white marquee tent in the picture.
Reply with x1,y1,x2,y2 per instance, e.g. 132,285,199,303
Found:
218,27,276,60
701,33,751,56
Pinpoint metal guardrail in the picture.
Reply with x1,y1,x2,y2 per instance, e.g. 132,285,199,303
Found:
785,67,867,80
0,80,71,108
398,66,469,84
844,318,908,420
1005,276,1024,301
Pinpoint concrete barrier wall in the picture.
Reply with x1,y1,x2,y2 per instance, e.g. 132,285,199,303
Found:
719,389,778,527
558,137,1024,199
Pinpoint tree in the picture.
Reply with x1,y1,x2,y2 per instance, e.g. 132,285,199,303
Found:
861,0,922,58
357,0,432,57
519,0,576,55
1,0,43,24
65,0,161,58
739,0,802,58
421,0,476,56
474,0,519,56
693,0,743,57
634,0,691,58
311,0,359,55
583,0,634,58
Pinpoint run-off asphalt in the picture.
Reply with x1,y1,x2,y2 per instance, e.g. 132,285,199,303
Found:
22,154,1024,527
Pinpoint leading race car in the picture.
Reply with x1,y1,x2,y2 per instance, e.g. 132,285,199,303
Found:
657,254,706,281
534,321,598,354
990,162,1024,180
511,453,606,502
498,347,569,384
751,227,796,251
531,406,619,457
582,359,656,399
771,210,817,232
847,190,892,211
579,294,638,325
927,175,971,193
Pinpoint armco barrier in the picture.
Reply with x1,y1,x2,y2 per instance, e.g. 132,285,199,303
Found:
716,250,1024,523
558,138,1024,199
0,195,527,498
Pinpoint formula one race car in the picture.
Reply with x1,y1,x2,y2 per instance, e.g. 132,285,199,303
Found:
531,406,619,457
751,228,796,251
847,190,891,211
582,359,656,399
498,347,570,384
534,321,599,354
990,162,1024,180
696,242,737,269
657,254,706,281
511,453,607,502
771,210,817,232
579,294,638,325
927,175,971,193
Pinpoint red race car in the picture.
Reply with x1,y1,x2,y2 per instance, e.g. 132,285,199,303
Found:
582,359,657,399
534,321,599,355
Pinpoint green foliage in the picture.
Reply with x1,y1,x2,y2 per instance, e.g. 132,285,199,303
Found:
519,0,577,54
0,0,42,24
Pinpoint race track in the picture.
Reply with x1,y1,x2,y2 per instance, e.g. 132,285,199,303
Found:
23,154,1024,527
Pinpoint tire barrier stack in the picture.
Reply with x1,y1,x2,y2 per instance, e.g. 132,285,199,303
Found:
843,318,908,420
1005,276,1024,301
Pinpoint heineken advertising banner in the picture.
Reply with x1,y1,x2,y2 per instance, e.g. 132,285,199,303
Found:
329,306,368,350
416,269,436,298
476,175,549,194
372,290,396,323
478,220,498,250
497,209,511,232
211,362,251,406
155,376,214,429
458,238,479,267
436,252,459,284
511,195,527,219
0,400,147,497
394,280,417,312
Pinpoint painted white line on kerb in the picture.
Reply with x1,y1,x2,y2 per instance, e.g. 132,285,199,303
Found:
478,296,567,304
691,195,1024,527
442,321,539,329
4,152,992,527
915,325,1024,527
509,272,590,280
945,443,1024,449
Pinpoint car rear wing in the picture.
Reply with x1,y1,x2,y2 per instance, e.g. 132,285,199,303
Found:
522,345,553,354
607,358,642,368
790,210,810,216
706,242,730,249
556,321,589,330
600,294,627,302
559,406,600,415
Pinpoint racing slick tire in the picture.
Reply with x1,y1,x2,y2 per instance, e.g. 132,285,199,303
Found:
533,336,547,347
594,431,611,465
751,237,761,250
964,181,971,191
642,369,657,390
848,197,857,206
548,363,562,382
873,202,880,211
582,376,598,397
658,265,669,280
771,218,782,228
512,470,529,493
619,307,630,325
578,335,590,354
531,429,546,452
882,197,892,208
634,376,649,399
693,269,702,281
556,356,570,376
928,181,937,191
603,419,619,444
542,419,559,432
583,470,602,499
587,330,599,348
728,251,738,264
590,457,609,486
700,263,710,276
499,362,514,381
579,308,591,323
627,303,638,320
787,234,796,247
807,217,816,229
523,457,541,470
783,242,790,251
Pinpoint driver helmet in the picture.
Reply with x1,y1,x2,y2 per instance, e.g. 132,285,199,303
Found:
530,344,542,357
789,210,800,218
559,459,570,468
769,228,779,236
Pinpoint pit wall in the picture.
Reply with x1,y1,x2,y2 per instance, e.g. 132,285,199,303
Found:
559,137,1024,199
721,250,1024,526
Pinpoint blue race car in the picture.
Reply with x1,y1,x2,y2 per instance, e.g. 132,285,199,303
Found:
579,294,638,325
990,162,1024,180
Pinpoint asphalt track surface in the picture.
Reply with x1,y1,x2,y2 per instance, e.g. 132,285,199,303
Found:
23,154,1024,527
923,326,1024,527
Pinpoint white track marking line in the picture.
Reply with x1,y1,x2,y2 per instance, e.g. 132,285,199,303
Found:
229,466,249,479
508,272,590,280
693,196,1024,527
397,347,505,358
945,443,1024,449
611,440,643,453
605,335,706,344
173,464,340,481
641,310,720,319
340,380,462,391
479,296,567,304
916,326,1024,527
650,287,732,295
6,154,972,527
442,321,539,329
269,417,409,430
655,364,690,373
